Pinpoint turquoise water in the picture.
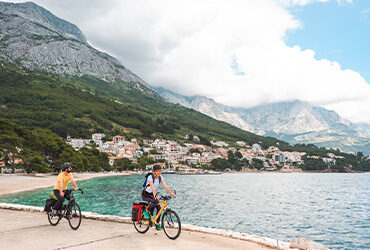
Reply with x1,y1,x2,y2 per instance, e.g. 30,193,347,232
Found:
1,173,369,249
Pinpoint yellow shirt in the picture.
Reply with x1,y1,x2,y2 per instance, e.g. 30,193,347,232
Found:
53,172,72,190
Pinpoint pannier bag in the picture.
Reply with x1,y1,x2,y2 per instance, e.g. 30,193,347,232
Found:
44,199,57,212
131,202,145,222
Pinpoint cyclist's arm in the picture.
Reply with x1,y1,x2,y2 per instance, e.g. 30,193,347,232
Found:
162,180,175,197
59,180,64,196
70,176,78,190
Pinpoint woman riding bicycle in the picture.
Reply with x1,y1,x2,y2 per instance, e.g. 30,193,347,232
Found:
142,164,175,230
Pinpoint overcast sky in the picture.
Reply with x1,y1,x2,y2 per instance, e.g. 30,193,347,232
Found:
8,0,370,123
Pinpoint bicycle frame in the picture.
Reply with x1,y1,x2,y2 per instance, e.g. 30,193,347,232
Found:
146,200,167,224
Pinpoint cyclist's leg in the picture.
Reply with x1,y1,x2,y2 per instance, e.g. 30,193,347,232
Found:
53,190,65,210
142,191,160,218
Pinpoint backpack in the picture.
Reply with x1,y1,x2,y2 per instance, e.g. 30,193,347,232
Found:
142,172,162,189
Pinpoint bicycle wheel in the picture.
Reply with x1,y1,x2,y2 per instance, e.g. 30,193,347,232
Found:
47,211,61,226
162,209,181,240
67,202,81,230
133,214,150,234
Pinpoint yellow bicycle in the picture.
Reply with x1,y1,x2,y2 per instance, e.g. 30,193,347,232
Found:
133,194,181,239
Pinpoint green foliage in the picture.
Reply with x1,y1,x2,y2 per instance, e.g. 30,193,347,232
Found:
300,157,327,171
113,158,132,171
251,158,264,170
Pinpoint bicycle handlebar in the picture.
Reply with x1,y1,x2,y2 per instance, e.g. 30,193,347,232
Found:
67,188,84,194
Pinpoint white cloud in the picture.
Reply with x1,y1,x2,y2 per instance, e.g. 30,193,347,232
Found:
8,0,370,123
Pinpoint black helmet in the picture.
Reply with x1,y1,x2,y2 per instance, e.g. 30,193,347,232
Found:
153,164,162,171
62,162,72,171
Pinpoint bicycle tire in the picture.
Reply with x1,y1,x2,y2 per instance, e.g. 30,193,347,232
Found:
162,209,181,240
133,214,150,234
67,202,81,230
47,211,61,226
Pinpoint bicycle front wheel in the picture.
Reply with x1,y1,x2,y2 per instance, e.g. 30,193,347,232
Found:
133,214,150,234
67,202,81,230
162,209,181,240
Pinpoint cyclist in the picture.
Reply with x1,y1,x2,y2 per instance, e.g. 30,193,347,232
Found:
53,162,78,212
142,164,175,230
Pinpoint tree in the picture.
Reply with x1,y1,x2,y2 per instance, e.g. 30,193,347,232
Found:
114,158,132,171
251,158,264,170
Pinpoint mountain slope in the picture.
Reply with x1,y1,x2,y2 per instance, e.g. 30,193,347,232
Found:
155,87,370,155
0,1,155,97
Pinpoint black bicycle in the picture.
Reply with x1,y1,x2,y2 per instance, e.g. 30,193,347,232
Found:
47,189,83,230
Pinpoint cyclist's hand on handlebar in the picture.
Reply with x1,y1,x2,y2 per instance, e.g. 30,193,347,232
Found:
74,187,79,191
156,196,160,200
170,192,176,197
60,191,64,197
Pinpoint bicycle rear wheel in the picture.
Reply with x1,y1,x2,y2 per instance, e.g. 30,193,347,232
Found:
133,214,150,234
162,209,181,240
67,202,81,230
47,211,61,226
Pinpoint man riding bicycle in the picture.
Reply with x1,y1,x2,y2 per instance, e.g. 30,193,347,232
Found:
53,162,78,212
142,164,175,230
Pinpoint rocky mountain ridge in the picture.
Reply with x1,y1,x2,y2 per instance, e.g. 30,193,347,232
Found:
155,87,370,155
0,1,155,95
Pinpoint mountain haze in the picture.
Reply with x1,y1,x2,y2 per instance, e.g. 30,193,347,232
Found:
155,87,370,155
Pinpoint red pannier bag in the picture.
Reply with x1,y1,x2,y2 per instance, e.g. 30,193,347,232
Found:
132,202,145,222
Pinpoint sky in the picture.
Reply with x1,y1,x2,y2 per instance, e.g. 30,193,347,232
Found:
7,0,370,123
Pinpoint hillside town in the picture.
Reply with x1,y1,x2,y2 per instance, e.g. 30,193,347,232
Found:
65,133,333,173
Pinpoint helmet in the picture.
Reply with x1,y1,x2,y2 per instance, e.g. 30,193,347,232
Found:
153,164,162,171
62,162,72,171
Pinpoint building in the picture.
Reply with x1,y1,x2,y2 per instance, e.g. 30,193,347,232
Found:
112,135,125,144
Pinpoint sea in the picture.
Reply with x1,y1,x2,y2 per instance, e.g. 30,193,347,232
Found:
1,173,369,249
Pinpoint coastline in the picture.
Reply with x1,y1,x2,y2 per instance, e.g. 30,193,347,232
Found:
0,202,289,249
0,173,330,249
0,172,135,198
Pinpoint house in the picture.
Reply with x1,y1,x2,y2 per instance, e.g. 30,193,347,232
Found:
236,141,246,147
252,143,262,154
109,156,122,166
92,133,105,142
211,141,229,147
112,135,125,144
67,137,91,150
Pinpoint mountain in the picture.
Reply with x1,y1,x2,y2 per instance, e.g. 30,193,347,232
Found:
0,1,155,97
0,1,289,150
155,87,370,155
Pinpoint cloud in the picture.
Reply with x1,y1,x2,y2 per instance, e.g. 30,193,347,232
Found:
7,0,370,123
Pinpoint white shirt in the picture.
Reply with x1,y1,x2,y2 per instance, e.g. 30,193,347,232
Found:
145,175,163,193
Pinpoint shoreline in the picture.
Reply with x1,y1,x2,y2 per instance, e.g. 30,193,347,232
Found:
0,172,136,198
0,173,329,249
0,202,290,249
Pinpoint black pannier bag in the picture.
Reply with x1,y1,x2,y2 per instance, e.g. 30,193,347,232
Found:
131,202,145,222
44,199,56,212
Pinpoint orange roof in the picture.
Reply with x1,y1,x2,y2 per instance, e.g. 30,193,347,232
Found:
109,156,122,160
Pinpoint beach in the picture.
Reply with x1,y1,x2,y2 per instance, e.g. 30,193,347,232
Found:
0,172,132,197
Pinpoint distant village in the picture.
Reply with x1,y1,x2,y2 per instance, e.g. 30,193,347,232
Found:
65,132,349,173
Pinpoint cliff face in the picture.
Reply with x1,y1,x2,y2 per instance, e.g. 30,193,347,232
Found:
0,1,154,94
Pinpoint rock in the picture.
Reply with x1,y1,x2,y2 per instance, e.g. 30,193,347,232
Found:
0,1,156,97
290,238,328,250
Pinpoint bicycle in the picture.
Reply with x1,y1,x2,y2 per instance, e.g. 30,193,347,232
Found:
47,189,83,230
133,193,181,240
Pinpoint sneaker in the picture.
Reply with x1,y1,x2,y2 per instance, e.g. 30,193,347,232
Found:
155,224,162,230
143,211,150,219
